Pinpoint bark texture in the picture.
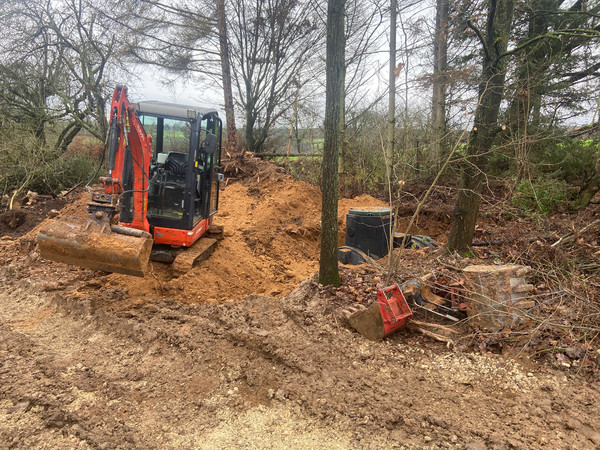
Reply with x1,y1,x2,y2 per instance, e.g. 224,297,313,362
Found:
446,0,515,254
385,0,396,184
319,0,345,287
217,0,238,155
430,0,448,171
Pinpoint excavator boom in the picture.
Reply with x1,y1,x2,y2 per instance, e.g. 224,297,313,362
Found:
38,85,154,277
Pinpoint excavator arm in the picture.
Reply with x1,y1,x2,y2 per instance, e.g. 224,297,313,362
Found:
37,85,154,277
100,84,152,233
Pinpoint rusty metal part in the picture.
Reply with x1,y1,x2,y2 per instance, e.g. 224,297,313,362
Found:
37,216,153,277
449,278,467,311
346,303,386,340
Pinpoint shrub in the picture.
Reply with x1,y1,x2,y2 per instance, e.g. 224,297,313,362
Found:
511,179,576,214
531,139,597,185
28,154,98,195
288,156,322,186
487,153,512,176
0,127,98,197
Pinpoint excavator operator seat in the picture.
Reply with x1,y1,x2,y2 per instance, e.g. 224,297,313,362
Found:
165,151,188,178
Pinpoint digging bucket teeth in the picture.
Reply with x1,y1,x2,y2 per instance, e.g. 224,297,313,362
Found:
37,216,153,277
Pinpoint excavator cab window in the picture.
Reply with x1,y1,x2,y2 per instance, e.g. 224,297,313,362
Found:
140,115,158,155
195,115,221,220
127,105,221,234
143,116,194,222
206,115,221,216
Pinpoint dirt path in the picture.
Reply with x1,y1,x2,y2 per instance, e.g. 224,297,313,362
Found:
1,174,600,449
1,273,599,448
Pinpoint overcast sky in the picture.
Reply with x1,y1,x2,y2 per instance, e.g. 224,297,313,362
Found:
125,68,223,112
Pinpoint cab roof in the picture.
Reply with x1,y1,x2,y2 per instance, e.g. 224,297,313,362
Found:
135,101,218,120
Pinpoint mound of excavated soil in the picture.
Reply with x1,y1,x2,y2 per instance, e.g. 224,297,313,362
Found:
17,170,386,305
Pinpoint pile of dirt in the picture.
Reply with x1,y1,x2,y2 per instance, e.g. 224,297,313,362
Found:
11,169,387,305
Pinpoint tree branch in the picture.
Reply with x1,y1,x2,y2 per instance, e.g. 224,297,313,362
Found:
467,19,490,61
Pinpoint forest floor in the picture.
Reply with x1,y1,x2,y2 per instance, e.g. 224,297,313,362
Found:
1,159,599,449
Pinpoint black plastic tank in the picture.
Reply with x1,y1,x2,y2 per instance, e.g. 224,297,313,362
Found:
344,207,393,259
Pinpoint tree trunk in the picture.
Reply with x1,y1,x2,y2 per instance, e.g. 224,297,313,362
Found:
446,0,515,254
286,82,300,168
217,0,238,156
505,0,551,181
319,0,345,287
430,0,448,172
338,65,346,177
56,120,83,153
578,166,600,209
576,93,600,208
385,0,396,185
245,95,256,152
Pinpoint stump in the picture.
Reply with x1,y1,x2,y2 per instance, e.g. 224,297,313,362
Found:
463,264,534,331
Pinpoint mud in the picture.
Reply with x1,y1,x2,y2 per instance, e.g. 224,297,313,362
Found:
1,166,599,448
1,268,599,448
0,195,65,238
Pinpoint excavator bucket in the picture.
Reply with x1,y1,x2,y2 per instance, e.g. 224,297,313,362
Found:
37,216,153,277
344,284,413,340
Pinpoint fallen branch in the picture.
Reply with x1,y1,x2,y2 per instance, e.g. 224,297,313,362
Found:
471,239,504,246
551,219,600,248
412,326,455,345
409,319,459,334
435,257,463,272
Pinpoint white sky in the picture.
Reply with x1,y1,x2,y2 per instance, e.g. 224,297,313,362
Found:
124,68,223,111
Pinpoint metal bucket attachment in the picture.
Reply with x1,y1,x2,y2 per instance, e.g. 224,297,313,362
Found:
38,217,153,277
346,284,413,340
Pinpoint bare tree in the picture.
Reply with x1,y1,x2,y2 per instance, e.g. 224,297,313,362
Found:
430,0,449,171
228,0,321,154
319,0,346,287
100,0,238,151
216,0,238,155
0,0,116,149
386,0,397,184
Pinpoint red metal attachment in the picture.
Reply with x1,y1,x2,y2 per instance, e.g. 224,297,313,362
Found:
376,284,413,336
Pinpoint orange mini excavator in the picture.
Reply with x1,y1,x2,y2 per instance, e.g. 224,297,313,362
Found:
38,84,223,277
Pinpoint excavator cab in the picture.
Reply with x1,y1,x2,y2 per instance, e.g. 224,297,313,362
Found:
120,101,223,245
37,85,223,277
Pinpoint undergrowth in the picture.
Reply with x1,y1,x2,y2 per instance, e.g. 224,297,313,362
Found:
0,129,100,197
511,179,576,214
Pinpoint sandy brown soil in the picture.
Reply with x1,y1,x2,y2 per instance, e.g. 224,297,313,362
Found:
1,166,600,448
